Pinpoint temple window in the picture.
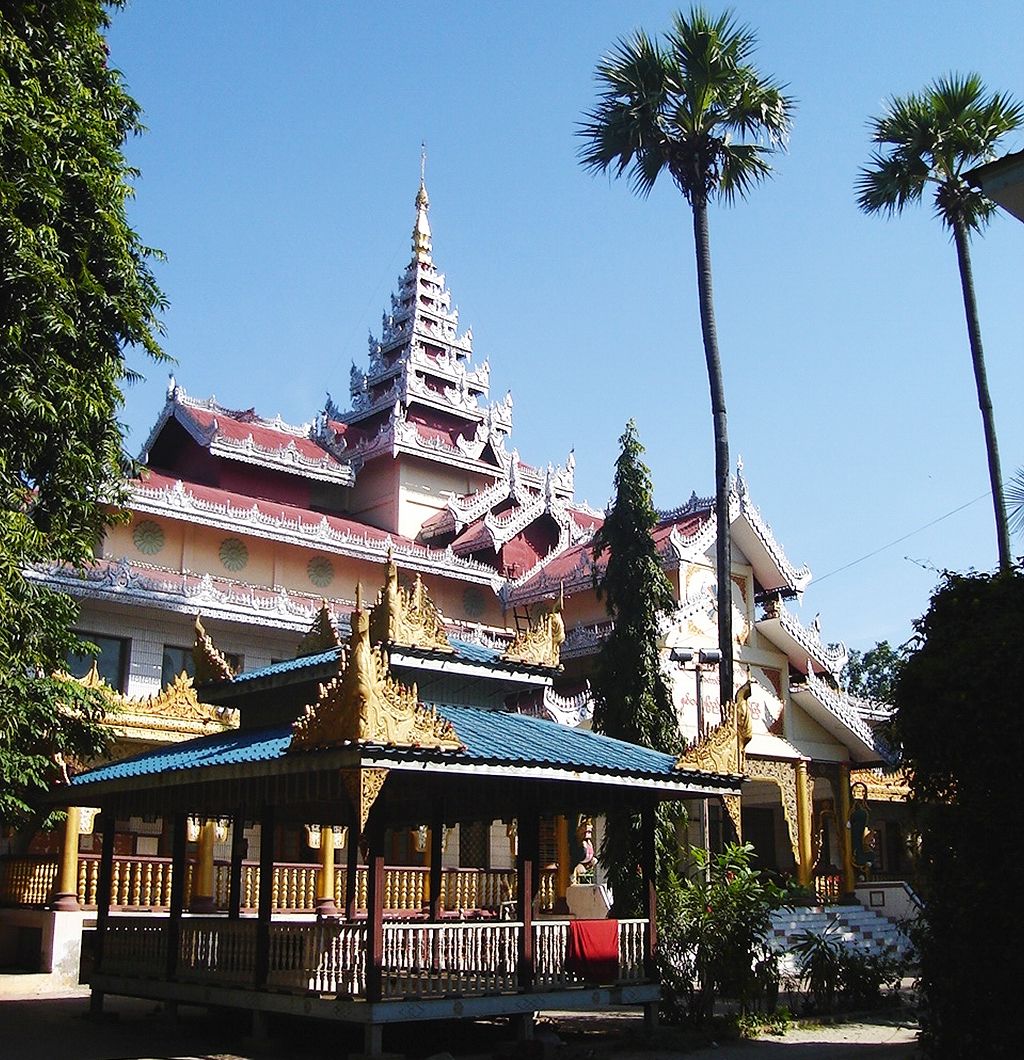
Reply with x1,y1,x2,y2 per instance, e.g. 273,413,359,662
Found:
67,632,129,692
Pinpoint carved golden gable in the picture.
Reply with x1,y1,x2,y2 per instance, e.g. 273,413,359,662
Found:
193,615,235,685
369,554,452,652
503,590,565,668
291,604,461,752
676,680,753,775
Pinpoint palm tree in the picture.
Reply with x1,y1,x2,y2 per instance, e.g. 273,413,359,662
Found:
857,75,1023,573
579,8,793,708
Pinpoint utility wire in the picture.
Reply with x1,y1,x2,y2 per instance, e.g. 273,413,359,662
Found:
813,490,991,585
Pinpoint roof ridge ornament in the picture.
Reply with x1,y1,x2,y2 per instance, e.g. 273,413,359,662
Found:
413,146,432,261
290,586,461,752
296,599,343,658
676,679,753,776
503,585,565,667
369,552,453,652
192,615,236,685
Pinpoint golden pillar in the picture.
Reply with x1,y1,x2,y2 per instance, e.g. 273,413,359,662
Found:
837,762,856,896
316,825,338,916
189,819,217,913
51,806,81,911
795,761,814,887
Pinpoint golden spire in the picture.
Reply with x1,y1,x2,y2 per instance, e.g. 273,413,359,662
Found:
413,143,432,260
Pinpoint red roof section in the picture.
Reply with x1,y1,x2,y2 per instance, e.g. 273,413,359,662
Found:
179,405,340,467
134,471,420,548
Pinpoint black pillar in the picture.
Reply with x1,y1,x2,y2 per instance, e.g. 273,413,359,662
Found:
516,810,539,992
165,811,187,980
365,820,385,1003
640,804,658,981
254,806,275,988
228,810,245,920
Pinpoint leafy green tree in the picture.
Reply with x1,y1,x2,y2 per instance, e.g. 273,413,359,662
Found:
857,75,1023,573
580,7,793,708
1,1,165,824
659,843,787,1023
590,421,682,915
892,567,1023,1057
841,640,903,703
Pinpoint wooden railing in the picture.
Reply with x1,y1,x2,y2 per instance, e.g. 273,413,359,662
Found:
98,915,648,999
813,873,843,904
381,919,519,998
533,919,647,990
1,854,557,916
0,855,58,908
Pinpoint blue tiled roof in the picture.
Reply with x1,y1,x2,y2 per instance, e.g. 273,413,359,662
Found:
225,637,518,690
71,725,293,785
445,638,502,665
231,647,343,684
71,706,696,789
432,705,679,775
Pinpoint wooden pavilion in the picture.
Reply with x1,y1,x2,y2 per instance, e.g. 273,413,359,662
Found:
62,562,742,1057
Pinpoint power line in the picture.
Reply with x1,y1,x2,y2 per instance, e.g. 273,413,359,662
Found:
813,490,991,585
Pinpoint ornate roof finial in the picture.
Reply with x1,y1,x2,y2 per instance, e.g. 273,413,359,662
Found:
413,144,432,261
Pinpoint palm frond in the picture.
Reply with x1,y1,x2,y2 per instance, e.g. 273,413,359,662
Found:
1007,469,1024,537
716,142,773,203
581,9,793,205
860,73,1023,229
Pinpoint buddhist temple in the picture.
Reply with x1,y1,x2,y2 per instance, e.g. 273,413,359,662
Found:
1,179,911,1023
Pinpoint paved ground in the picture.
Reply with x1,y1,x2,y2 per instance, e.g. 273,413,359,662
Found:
0,988,920,1059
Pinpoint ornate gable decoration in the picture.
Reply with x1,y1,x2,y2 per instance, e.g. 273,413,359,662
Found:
503,589,565,668
192,615,235,685
291,593,461,752
849,766,910,802
296,600,343,658
676,680,753,775
369,554,452,653
69,663,234,732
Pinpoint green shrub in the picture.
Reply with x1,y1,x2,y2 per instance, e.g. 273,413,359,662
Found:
659,842,789,1024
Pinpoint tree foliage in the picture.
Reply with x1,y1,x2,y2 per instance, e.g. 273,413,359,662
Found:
0,0,165,823
841,640,903,704
591,421,681,915
892,567,1024,1057
857,75,1022,572
659,843,787,1023
579,8,793,707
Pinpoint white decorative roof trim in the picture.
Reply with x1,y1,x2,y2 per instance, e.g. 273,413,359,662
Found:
129,479,504,590
138,385,354,486
560,620,613,660
543,684,594,726
775,602,848,674
31,558,344,632
736,485,812,592
792,671,881,755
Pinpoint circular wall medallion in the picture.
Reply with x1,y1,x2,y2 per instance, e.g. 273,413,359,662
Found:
307,556,335,588
132,519,165,555
462,586,486,619
219,537,249,572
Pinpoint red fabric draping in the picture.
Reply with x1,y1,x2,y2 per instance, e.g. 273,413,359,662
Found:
564,918,619,983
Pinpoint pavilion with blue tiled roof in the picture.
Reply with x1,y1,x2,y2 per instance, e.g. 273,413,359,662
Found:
66,560,743,1057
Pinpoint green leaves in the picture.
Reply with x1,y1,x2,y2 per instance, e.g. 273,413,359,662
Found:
0,1,162,826
579,6,793,204
857,73,1023,232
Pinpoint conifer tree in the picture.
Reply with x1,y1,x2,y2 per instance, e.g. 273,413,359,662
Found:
592,421,681,914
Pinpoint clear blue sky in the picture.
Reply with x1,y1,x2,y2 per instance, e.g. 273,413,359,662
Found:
106,0,1023,652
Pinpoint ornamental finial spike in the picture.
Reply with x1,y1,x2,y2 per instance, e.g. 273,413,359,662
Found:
413,148,432,260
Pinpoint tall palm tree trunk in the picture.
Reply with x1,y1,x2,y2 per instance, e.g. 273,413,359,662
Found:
952,218,1011,572
692,195,734,707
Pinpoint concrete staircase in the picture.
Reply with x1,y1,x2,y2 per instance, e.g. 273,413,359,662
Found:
770,905,914,975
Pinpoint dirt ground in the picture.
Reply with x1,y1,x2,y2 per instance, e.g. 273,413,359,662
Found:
0,989,920,1059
